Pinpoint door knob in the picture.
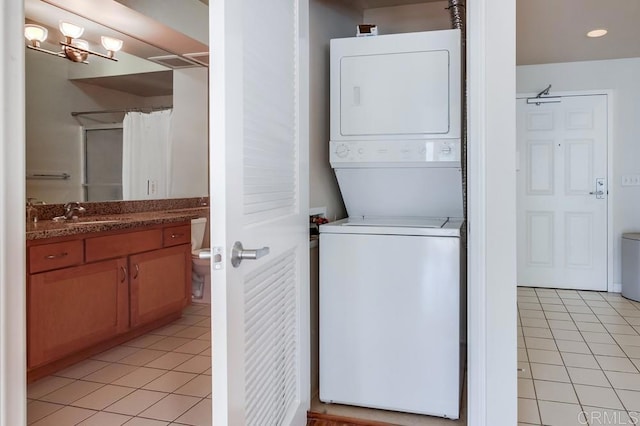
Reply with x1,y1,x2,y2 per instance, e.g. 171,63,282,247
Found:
231,241,270,268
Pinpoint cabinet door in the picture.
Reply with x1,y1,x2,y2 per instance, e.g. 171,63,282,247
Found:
28,258,129,368
130,244,191,327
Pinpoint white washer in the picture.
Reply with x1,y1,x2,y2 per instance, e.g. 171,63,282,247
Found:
319,217,465,418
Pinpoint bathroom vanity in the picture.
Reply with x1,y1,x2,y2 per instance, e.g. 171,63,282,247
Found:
26,207,206,381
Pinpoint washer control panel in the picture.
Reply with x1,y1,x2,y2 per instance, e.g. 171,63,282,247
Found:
330,140,460,163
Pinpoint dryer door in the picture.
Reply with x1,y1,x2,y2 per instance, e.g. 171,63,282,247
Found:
340,50,450,137
330,29,461,142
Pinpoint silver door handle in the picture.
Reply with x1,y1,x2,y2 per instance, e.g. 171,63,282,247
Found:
231,241,270,268
590,178,606,199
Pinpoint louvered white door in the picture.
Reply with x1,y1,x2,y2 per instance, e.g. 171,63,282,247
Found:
210,1,310,425
516,94,608,290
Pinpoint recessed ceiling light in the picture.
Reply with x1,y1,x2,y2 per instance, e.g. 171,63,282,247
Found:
587,29,608,38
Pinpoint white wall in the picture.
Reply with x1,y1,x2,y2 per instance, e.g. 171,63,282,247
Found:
25,48,168,204
170,67,209,198
309,0,361,221
363,1,451,34
517,57,640,288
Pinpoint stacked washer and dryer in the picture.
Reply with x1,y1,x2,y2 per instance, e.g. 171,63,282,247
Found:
319,29,466,419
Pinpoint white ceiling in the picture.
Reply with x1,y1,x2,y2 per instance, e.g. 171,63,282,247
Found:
346,0,640,65
517,0,640,65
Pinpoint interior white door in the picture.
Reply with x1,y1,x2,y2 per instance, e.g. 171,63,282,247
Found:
516,94,608,291
210,1,310,425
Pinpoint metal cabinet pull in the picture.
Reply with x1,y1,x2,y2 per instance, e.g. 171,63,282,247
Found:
171,233,184,238
120,266,127,283
45,252,68,259
231,241,270,268
133,264,139,279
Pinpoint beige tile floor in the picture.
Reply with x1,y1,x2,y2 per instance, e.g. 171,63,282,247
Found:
34,287,640,425
27,304,212,426
518,287,640,426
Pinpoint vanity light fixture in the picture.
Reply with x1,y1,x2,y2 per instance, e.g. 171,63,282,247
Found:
24,21,123,63
587,28,608,38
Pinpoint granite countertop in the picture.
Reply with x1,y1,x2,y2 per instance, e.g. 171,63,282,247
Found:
27,207,209,241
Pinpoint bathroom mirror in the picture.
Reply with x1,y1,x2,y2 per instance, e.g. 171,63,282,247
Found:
24,0,209,204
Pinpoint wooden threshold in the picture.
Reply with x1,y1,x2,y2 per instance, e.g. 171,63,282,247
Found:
307,411,395,426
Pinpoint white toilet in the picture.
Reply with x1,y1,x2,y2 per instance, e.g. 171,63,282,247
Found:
191,217,211,304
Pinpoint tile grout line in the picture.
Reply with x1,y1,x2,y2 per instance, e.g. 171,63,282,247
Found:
529,289,544,426
586,293,640,417
554,288,595,419
538,288,587,421
554,290,636,417
517,286,545,425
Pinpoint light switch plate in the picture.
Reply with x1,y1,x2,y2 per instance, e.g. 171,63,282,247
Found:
622,174,640,186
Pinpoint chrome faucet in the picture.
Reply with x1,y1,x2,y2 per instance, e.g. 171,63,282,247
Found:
63,201,86,220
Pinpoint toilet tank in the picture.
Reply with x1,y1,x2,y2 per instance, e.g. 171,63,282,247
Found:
191,217,207,250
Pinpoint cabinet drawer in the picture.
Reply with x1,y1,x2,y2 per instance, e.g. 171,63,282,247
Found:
85,229,163,262
29,240,84,273
163,224,191,247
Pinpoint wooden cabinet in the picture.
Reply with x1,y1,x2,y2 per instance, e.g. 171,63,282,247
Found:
29,240,84,273
28,257,128,368
26,221,192,374
163,224,191,247
85,229,163,263
130,245,191,327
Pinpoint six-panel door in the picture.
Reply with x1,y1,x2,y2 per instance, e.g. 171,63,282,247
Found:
516,94,608,290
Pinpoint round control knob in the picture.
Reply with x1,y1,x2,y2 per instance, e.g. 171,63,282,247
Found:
358,148,364,155
335,144,350,158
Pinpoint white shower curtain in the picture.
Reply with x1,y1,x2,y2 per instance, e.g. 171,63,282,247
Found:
122,109,173,199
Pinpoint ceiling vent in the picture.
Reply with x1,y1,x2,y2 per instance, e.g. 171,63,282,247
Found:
147,54,201,69
184,52,209,67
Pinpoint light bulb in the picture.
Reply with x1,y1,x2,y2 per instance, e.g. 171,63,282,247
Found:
71,39,89,50
101,36,123,53
24,24,48,44
59,21,84,39
587,29,607,38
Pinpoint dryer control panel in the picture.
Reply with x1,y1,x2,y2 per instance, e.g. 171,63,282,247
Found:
330,140,460,164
